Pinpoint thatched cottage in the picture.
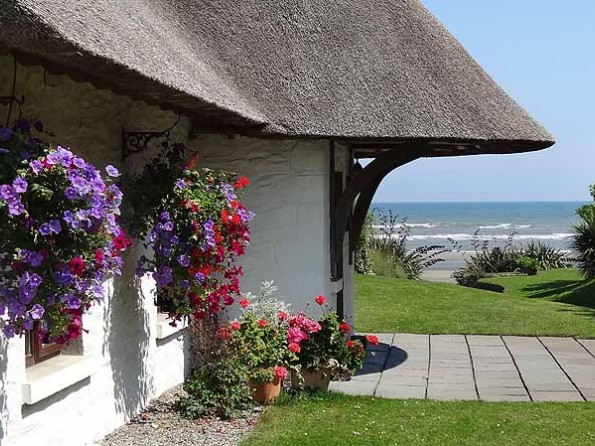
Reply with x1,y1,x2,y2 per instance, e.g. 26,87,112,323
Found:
0,1,553,445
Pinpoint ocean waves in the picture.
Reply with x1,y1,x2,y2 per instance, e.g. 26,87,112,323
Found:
404,233,573,241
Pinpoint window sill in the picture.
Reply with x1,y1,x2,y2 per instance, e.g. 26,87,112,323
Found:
22,355,95,405
156,314,187,340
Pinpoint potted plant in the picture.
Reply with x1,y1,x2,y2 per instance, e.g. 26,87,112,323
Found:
291,295,375,390
231,305,291,404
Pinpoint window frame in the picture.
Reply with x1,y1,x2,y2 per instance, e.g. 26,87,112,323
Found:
25,322,62,367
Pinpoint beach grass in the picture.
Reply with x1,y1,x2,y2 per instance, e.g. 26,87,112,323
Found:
355,269,595,337
242,392,595,446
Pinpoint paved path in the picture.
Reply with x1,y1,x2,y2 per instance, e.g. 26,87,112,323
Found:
331,334,595,402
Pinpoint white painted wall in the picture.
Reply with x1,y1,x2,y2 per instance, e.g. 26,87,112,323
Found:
0,55,344,446
195,135,333,313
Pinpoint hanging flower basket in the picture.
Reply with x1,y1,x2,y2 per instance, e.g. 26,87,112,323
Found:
0,118,129,342
129,145,254,323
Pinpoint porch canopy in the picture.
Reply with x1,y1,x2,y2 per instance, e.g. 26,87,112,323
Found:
0,0,553,153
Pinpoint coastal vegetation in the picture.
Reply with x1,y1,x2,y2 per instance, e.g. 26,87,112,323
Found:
242,391,595,446
571,184,595,279
452,232,572,286
355,211,450,280
355,269,595,338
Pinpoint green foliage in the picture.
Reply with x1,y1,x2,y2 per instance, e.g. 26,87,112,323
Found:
523,240,572,270
368,210,450,280
517,256,538,275
354,213,374,274
178,318,252,420
233,310,293,383
572,203,595,279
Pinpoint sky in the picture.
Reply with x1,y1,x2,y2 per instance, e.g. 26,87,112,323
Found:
374,0,595,203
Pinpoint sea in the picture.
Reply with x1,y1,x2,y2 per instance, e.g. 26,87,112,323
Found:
371,201,589,270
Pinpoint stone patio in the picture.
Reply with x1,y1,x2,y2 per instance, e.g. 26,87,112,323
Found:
331,334,595,402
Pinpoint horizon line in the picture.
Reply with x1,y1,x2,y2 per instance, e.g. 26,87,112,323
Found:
372,200,590,204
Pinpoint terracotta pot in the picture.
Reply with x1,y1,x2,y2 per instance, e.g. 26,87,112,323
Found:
291,368,332,390
248,377,281,404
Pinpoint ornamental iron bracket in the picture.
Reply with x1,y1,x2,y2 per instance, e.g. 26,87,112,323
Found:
0,95,24,107
121,115,181,160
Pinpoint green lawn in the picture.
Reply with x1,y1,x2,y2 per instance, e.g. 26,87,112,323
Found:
242,392,595,446
355,269,595,337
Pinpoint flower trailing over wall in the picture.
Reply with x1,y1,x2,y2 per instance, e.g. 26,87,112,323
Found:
129,144,254,323
0,119,129,341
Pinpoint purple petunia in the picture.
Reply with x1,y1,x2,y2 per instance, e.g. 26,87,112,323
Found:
29,304,45,320
12,177,27,194
177,254,190,267
175,179,186,189
105,165,120,178
29,160,43,174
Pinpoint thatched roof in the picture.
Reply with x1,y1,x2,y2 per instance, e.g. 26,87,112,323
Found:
0,1,554,153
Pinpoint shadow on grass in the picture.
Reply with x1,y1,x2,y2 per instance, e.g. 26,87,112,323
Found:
521,279,595,310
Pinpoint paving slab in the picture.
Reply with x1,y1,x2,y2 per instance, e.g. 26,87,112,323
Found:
469,336,529,401
540,337,595,401
502,336,581,401
331,334,595,403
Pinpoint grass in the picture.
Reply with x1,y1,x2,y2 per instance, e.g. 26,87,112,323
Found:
355,269,595,337
242,392,595,446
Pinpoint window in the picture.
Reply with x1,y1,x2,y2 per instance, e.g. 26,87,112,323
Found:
25,321,62,367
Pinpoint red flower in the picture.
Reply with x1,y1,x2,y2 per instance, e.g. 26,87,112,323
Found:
230,321,241,331
339,322,351,334
94,249,103,265
234,176,250,190
314,295,326,306
347,340,355,348
113,231,131,251
239,298,250,308
288,342,301,353
68,257,86,276
366,335,379,346
278,311,289,321
258,319,267,328
218,326,231,341
274,366,288,381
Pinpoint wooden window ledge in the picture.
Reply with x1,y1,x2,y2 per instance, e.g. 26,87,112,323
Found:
22,355,95,405
156,313,188,340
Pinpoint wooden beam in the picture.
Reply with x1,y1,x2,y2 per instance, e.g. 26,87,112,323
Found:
331,144,425,318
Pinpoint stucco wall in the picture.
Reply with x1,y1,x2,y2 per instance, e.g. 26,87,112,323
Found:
194,135,333,312
0,56,193,446
0,55,342,446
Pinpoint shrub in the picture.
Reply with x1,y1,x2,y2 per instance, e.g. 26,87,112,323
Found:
453,232,521,285
517,256,539,276
522,240,572,270
571,203,595,279
178,317,252,419
367,210,449,280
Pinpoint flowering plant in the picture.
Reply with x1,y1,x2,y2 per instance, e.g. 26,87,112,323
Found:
230,293,320,384
0,118,128,341
294,295,372,376
131,144,253,323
